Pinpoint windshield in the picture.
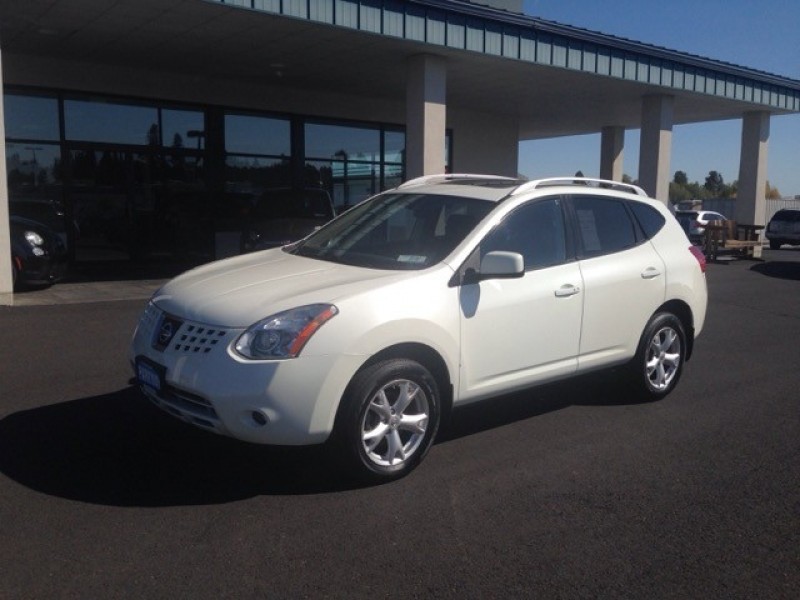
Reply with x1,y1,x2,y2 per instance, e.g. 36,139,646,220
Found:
288,192,494,269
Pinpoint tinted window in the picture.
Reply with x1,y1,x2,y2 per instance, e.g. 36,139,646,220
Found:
163,109,205,150
65,99,159,145
481,198,567,270
773,210,800,223
4,94,60,141
629,201,666,239
305,123,380,159
572,196,637,257
225,114,290,155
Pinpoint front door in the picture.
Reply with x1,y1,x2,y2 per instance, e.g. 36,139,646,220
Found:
458,197,583,402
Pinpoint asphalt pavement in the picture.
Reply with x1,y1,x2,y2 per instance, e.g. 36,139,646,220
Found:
1,249,799,598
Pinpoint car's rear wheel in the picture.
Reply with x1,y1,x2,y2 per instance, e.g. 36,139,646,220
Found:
629,312,686,401
335,359,440,482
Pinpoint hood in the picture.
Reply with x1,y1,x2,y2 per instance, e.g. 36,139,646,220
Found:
152,249,411,326
248,218,326,247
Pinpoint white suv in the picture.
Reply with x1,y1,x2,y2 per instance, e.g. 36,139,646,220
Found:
131,175,708,481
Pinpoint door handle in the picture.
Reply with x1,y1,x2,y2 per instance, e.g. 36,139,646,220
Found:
554,284,580,298
641,267,662,280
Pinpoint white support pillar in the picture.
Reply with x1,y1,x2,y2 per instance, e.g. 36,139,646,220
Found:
0,47,13,297
600,126,624,181
735,111,770,226
638,95,674,202
405,54,446,180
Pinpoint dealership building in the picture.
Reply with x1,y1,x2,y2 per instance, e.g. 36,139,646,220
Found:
1,0,799,293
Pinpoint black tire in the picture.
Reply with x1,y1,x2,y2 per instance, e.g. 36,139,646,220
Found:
335,359,440,482
769,239,781,250
628,312,686,401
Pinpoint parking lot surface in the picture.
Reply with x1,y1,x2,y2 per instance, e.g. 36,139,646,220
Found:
1,249,799,598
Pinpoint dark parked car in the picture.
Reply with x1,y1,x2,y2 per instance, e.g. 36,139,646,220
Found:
10,216,68,290
240,188,335,253
765,209,800,249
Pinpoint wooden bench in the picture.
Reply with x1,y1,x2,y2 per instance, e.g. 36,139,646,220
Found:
703,220,764,261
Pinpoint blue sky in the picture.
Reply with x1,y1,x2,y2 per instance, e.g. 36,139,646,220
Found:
518,0,800,196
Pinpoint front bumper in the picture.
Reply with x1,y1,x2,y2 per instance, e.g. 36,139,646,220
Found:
130,303,364,446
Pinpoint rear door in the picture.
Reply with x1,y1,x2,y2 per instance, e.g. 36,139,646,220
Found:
568,195,666,371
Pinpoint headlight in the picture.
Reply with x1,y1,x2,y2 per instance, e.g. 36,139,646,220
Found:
24,231,45,246
234,304,338,360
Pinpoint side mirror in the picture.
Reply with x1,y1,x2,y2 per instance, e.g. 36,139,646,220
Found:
462,251,524,284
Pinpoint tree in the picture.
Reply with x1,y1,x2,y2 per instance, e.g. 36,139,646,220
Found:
704,170,724,196
673,170,688,186
766,181,781,199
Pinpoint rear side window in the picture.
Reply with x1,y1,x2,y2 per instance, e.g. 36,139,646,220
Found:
572,196,637,258
774,210,800,222
629,201,666,239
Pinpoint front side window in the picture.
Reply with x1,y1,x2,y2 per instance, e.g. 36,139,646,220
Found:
291,192,493,270
480,198,567,271
572,195,637,258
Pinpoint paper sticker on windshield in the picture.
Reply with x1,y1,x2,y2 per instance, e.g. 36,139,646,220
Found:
397,255,427,264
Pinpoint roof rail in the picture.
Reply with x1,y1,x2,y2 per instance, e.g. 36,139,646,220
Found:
511,177,648,197
397,173,518,189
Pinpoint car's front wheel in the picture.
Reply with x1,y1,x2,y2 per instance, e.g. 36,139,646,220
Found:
335,359,440,482
629,312,686,401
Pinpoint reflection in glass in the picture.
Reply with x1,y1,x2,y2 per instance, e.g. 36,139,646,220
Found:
6,142,66,235
305,123,380,160
163,109,205,151
224,114,290,155
384,130,405,163
4,94,60,141
221,155,291,227
68,149,210,264
65,100,159,145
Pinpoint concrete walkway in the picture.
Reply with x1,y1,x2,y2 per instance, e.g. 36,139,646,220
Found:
0,279,165,306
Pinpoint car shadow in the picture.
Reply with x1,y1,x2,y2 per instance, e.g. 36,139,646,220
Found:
0,373,640,506
750,260,800,281
441,370,638,442
0,386,360,506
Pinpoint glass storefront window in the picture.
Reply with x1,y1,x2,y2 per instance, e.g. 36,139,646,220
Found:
6,142,66,234
305,123,380,160
384,130,405,163
225,114,290,156
4,94,60,141
64,99,159,145
163,109,205,151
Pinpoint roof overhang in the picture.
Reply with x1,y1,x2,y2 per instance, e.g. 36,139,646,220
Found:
1,0,798,139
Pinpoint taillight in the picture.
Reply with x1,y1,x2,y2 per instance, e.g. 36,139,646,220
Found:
688,245,706,273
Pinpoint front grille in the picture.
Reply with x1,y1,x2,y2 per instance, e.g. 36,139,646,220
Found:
171,324,228,354
142,303,233,355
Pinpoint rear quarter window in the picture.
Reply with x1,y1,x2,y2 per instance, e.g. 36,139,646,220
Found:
629,202,666,239
572,195,637,258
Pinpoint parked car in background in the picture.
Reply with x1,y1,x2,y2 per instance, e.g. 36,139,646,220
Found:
10,216,68,290
240,188,335,253
131,175,708,482
674,210,727,243
765,209,800,249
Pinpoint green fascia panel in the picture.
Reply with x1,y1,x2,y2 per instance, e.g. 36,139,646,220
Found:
209,0,800,111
